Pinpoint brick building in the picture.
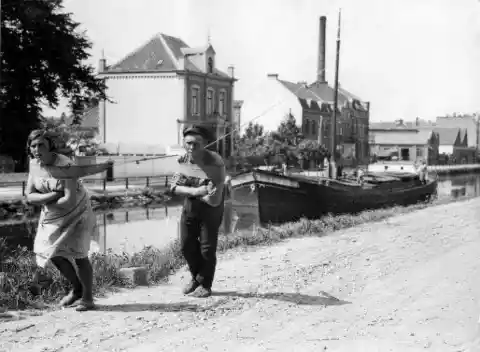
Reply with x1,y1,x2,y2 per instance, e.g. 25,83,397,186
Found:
241,16,370,165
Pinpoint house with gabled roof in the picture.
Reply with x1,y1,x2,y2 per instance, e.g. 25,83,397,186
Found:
369,126,439,164
435,114,479,150
431,127,475,163
433,127,464,155
95,33,237,157
241,16,370,165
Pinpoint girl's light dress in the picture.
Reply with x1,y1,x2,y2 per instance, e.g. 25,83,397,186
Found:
29,154,96,268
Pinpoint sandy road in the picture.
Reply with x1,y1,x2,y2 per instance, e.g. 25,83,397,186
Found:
1,198,480,352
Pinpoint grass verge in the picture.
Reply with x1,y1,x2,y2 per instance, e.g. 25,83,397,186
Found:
0,195,470,311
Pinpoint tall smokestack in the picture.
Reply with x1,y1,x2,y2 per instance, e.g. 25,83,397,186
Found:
317,16,327,83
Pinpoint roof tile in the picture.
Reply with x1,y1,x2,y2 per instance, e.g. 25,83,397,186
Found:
277,79,366,108
431,127,460,146
371,130,434,145
107,34,178,72
105,33,230,77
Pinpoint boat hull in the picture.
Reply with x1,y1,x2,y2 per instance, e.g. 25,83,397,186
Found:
231,170,437,227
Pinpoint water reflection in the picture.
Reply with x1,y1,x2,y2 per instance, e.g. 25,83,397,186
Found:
92,206,182,255
437,174,480,200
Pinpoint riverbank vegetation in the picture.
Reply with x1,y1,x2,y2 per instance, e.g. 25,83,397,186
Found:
0,197,458,311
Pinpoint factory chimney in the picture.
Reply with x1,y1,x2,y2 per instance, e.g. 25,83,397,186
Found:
317,16,327,83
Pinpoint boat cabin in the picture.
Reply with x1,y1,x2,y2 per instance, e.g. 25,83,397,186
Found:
367,160,418,174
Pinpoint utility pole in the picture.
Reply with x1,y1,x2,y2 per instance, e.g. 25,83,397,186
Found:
476,113,479,163
0,1,3,94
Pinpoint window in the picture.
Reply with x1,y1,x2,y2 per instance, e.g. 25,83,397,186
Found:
416,147,423,158
312,120,317,135
206,88,215,115
218,90,226,115
191,86,200,115
304,120,310,135
208,57,213,74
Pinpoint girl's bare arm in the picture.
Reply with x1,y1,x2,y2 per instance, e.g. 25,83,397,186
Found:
25,173,62,205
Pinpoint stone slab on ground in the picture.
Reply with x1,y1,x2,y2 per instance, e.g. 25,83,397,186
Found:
118,267,149,286
1,198,480,352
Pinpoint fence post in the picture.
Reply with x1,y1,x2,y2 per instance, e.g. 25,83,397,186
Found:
103,178,106,191
22,181,26,196
146,177,150,188
165,176,168,187
125,178,129,189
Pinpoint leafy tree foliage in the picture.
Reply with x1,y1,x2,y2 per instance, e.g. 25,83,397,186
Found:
271,113,303,146
237,122,267,156
38,116,100,157
0,0,106,170
240,121,264,142
230,114,329,172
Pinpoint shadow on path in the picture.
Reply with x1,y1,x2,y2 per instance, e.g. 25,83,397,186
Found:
212,290,351,306
93,299,229,313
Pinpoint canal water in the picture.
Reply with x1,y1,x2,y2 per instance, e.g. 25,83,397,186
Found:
2,173,480,255
92,173,480,254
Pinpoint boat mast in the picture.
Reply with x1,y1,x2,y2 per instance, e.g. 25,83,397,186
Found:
330,9,342,178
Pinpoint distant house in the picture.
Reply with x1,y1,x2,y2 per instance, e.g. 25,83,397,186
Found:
95,33,237,158
369,127,439,164
433,127,465,155
241,16,370,165
370,118,479,164
433,127,475,163
369,118,434,130
435,114,479,150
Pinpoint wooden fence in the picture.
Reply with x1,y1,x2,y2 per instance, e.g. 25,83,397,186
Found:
0,175,172,197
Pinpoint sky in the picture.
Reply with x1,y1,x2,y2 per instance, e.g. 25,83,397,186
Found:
43,0,480,122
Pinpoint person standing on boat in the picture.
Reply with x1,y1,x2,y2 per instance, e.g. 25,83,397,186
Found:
25,129,96,312
417,160,428,184
356,167,365,184
169,126,226,298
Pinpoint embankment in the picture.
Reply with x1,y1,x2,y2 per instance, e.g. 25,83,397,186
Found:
1,197,479,351
428,164,480,175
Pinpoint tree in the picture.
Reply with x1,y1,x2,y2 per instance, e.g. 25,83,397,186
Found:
38,116,100,157
0,0,107,170
241,121,264,142
271,114,328,168
272,113,303,146
237,122,266,156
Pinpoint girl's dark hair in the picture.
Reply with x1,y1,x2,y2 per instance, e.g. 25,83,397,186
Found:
25,129,56,158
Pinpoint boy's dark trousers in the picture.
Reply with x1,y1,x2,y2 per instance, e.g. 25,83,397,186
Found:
180,197,224,289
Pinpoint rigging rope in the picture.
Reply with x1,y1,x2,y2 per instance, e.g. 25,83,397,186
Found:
44,79,325,179
118,80,321,166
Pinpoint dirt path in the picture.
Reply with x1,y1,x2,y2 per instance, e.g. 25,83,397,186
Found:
2,199,480,352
